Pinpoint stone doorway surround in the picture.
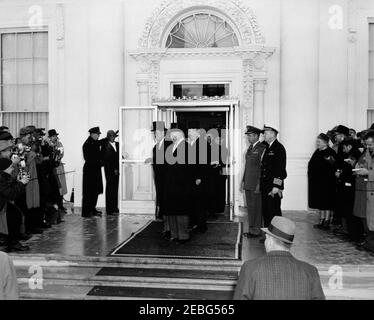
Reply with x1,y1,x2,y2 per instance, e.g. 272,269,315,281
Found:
129,0,276,129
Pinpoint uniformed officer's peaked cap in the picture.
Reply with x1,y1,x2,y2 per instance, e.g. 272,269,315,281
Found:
263,124,279,134
245,125,263,135
89,127,101,134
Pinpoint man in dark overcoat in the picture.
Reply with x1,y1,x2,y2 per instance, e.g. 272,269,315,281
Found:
82,127,103,218
149,121,172,238
242,126,267,238
101,130,120,216
187,121,211,233
260,125,287,229
163,123,191,243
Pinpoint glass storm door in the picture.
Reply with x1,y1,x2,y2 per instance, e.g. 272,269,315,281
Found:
119,106,157,214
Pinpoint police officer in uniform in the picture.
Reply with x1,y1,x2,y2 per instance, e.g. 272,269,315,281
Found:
82,127,103,218
242,126,267,238
260,125,287,231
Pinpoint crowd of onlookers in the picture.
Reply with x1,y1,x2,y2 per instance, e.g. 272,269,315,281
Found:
308,123,374,253
0,126,67,253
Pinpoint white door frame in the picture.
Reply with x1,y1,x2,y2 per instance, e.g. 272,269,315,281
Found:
119,106,157,214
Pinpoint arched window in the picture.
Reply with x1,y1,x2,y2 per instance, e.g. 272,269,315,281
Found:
165,13,239,49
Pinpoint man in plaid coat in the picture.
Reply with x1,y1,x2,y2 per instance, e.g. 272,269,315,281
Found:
234,216,325,300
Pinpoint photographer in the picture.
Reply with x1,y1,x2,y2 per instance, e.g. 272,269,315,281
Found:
14,127,43,235
0,158,30,252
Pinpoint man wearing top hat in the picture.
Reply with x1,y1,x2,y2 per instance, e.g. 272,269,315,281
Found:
163,123,191,243
242,126,267,238
260,125,287,229
100,130,120,216
149,121,172,236
82,127,103,218
234,216,325,300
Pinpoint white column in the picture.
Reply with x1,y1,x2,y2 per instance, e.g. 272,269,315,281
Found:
280,0,320,210
253,79,266,128
136,79,150,106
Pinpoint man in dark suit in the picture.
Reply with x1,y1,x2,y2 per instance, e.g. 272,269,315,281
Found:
82,127,103,218
242,126,266,238
260,125,287,229
234,216,325,300
149,122,171,220
187,121,211,233
163,123,191,243
101,130,120,216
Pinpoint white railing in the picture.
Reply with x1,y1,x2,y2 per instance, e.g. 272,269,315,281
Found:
0,111,49,137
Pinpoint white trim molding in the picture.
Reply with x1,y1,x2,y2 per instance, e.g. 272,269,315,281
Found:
139,0,265,49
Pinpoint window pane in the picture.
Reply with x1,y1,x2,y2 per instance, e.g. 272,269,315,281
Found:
17,33,33,58
167,13,238,48
33,58,48,84
2,85,16,111
369,80,374,108
34,84,48,110
2,59,16,84
33,32,48,58
17,59,32,84
1,33,16,58
17,85,33,110
370,24,374,51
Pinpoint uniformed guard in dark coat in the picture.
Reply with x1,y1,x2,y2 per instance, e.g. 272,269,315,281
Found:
242,126,266,237
100,130,120,215
187,121,211,233
260,125,287,228
82,127,103,218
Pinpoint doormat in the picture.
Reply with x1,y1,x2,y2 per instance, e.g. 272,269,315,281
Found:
109,220,242,260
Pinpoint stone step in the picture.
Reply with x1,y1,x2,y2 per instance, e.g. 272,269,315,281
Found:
17,277,235,291
10,253,242,271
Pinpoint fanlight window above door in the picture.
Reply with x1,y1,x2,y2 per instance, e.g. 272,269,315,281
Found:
165,13,239,48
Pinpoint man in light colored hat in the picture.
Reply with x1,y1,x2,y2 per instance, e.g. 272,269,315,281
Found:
234,216,325,300
260,124,287,233
242,126,266,238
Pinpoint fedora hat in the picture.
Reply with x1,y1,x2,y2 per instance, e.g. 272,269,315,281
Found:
48,129,59,137
261,216,296,244
0,140,14,152
245,125,263,135
335,125,350,136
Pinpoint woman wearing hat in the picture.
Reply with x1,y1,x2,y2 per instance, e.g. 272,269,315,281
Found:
308,133,337,230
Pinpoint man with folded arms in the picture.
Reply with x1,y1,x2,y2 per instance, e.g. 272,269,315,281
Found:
234,216,325,300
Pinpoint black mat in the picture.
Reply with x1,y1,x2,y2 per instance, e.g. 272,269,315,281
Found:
109,221,242,260
87,286,234,300
97,267,238,280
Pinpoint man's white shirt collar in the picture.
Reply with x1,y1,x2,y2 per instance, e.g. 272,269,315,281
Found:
252,140,260,148
173,138,184,152
109,141,117,152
